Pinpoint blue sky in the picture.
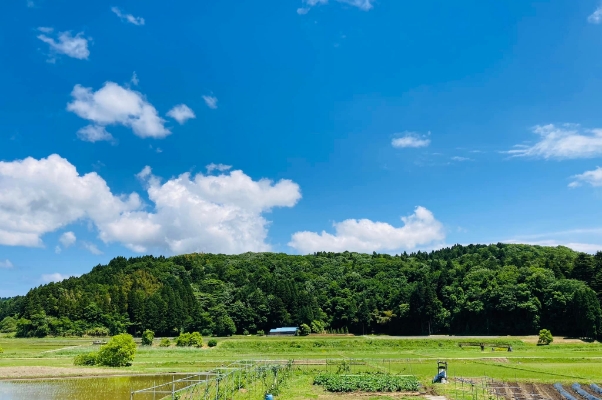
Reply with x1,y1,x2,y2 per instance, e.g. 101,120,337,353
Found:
2,0,602,296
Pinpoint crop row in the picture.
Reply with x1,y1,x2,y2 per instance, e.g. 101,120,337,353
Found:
313,373,420,393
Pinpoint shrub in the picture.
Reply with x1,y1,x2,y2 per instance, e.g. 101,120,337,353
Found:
208,339,217,347
0,316,17,333
242,329,250,336
141,330,154,346
257,330,265,336
159,338,171,347
538,329,553,345
299,324,311,336
176,332,203,347
310,320,324,334
96,333,137,367
85,327,110,337
74,352,99,366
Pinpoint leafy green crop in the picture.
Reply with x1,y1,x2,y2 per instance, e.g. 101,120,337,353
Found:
313,373,420,392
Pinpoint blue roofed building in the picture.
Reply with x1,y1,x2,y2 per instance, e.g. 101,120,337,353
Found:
268,327,298,336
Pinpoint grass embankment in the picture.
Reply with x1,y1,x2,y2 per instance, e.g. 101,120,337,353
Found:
1,334,602,384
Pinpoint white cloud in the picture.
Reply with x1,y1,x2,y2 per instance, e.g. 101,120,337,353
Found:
451,156,471,162
99,167,302,254
0,154,141,247
111,7,145,26
298,0,373,13
67,82,170,139
27,0,35,8
569,167,602,188
507,124,602,159
55,246,61,254
130,72,139,86
588,5,602,23
391,132,431,148
202,95,218,109
0,260,13,269
0,154,301,254
206,163,232,173
41,273,72,283
82,242,103,255
37,29,90,61
77,125,115,143
59,231,76,248
289,206,445,253
167,104,196,124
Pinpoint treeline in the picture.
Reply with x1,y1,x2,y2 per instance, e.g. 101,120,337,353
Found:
1,244,601,339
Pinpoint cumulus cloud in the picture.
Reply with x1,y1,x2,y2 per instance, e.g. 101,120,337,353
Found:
77,125,115,143
0,154,301,254
0,154,141,247
41,273,72,283
100,167,302,253
67,82,170,139
507,124,602,159
59,231,76,247
111,7,145,26
37,28,90,61
391,132,431,148
0,260,13,269
167,104,196,124
289,206,445,253
206,163,232,173
569,167,602,188
588,5,602,23
298,0,374,13
202,95,218,109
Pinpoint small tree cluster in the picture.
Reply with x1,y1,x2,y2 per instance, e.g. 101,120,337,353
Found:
326,327,349,334
141,329,154,346
538,329,553,345
310,320,325,334
299,324,311,336
159,338,171,347
175,332,203,347
207,339,218,347
73,334,137,367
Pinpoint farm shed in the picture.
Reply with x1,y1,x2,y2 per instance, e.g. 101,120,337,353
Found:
268,327,299,336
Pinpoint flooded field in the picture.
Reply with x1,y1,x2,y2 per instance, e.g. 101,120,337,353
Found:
0,374,189,400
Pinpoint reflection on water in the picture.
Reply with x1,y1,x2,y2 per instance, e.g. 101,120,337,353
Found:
0,374,189,400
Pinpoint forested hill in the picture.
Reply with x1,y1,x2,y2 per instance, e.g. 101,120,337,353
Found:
1,244,601,339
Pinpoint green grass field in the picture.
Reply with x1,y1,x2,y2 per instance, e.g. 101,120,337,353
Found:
2,334,602,398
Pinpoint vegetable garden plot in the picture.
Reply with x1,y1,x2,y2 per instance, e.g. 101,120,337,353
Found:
313,373,420,393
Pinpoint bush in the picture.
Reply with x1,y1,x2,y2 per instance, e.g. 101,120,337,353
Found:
85,327,110,337
310,320,324,334
242,329,250,336
299,324,311,336
159,338,171,347
176,332,203,347
74,352,99,366
208,339,217,347
257,330,265,336
141,329,154,346
0,316,17,333
538,329,553,345
96,334,137,367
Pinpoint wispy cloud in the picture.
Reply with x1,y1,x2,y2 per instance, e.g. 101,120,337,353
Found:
298,0,374,14
506,124,602,159
82,242,103,255
41,273,75,283
167,104,196,124
130,72,139,86
37,28,90,62
202,95,218,109
0,259,13,269
391,132,431,148
504,239,602,254
111,7,145,26
588,5,602,24
77,125,116,143
451,156,471,162
569,167,602,188
206,163,232,173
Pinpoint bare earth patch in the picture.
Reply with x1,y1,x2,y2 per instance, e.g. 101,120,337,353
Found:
0,366,135,380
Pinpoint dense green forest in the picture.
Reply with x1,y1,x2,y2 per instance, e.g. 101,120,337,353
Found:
1,244,602,339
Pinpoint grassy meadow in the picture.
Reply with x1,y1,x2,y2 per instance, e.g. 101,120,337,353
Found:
1,334,602,384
